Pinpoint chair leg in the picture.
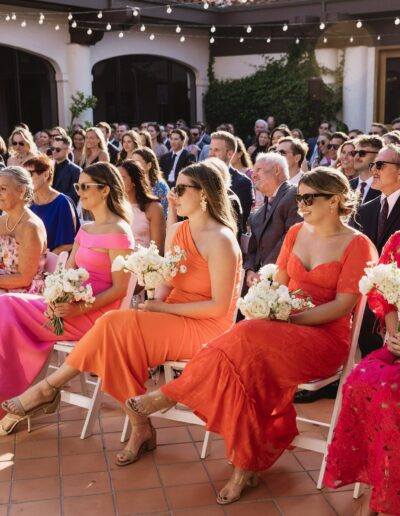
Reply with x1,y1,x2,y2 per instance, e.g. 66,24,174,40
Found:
316,452,328,489
79,372,89,397
120,415,130,443
200,430,211,459
80,377,104,439
353,482,363,499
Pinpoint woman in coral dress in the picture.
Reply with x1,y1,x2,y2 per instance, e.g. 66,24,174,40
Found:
126,167,378,505
0,162,134,431
324,230,400,516
2,163,242,467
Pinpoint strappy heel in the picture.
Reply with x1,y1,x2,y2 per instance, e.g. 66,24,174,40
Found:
125,389,176,417
116,420,157,466
0,413,31,436
216,469,259,505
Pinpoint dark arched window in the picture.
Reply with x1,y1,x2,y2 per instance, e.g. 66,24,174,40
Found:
0,45,58,136
92,55,196,125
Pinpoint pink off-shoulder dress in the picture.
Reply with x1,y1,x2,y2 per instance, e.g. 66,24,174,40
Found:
0,228,134,418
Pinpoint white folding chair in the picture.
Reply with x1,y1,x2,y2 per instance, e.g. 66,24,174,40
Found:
44,251,69,273
49,273,137,439
121,269,246,459
292,296,367,490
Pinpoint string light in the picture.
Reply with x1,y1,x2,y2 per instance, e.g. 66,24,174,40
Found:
349,36,354,43
106,23,112,30
266,37,271,43
282,23,288,31
356,20,362,28
118,31,124,38
239,36,244,43
166,5,172,14
176,25,181,33
395,17,400,25
246,25,252,33
132,8,139,17
5,14,10,21
204,2,209,9
295,37,300,44
210,25,216,33
140,24,146,31
21,20,26,27
55,24,60,31
179,35,185,42
323,36,328,43
11,13,16,21
97,11,103,19
377,35,381,40
87,28,92,35
319,21,325,30
38,14,44,24
71,20,77,28
149,33,155,40
210,36,215,43
67,13,73,21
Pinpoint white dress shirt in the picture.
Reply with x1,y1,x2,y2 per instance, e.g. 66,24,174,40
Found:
380,188,400,217
289,170,303,186
167,148,184,183
356,176,374,203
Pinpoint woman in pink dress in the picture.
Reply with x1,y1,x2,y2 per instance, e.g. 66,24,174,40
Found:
324,230,400,516
0,162,134,434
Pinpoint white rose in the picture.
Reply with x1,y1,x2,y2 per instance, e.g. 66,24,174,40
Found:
112,255,126,272
358,276,374,295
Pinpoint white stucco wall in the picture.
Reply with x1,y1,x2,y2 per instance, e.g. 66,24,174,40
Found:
214,53,285,80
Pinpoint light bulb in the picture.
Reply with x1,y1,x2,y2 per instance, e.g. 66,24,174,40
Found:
176,25,181,33
119,31,124,38
106,23,111,30
21,20,26,27
349,36,354,43
5,15,10,22
149,33,155,40
246,25,252,33
97,11,103,19
266,37,271,43
323,37,328,44
180,35,185,42
204,2,209,9
133,8,139,17
72,20,77,28
377,35,381,41
166,5,172,14
295,37,300,44
38,18,44,24
210,25,216,33
140,24,146,31
356,20,362,29
395,17,400,25
87,28,92,35
68,13,73,21
55,24,60,31
319,22,325,30
283,23,288,32
239,37,244,43
210,36,215,43
11,13,16,20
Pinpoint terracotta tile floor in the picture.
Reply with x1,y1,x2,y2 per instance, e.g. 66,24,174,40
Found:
0,378,372,515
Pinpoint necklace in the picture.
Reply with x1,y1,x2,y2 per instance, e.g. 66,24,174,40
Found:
34,190,55,206
6,210,26,232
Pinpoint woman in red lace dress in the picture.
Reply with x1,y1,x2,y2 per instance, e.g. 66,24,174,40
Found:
324,231,400,516
126,167,377,505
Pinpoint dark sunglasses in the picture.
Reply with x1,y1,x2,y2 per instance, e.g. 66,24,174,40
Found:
12,141,25,147
296,193,333,206
50,147,63,153
317,140,326,146
190,133,200,137
173,184,201,197
327,143,340,150
369,131,381,135
350,149,379,158
73,182,106,193
369,160,400,171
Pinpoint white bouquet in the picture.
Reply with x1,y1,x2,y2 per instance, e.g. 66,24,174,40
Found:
43,265,95,335
238,264,314,320
112,241,187,299
359,261,400,311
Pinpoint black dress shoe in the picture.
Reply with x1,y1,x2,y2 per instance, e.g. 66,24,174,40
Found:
294,381,339,404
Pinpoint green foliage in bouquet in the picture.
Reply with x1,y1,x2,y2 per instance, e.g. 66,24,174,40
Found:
204,42,343,139
68,91,98,132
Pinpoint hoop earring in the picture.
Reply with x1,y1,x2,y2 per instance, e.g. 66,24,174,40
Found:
200,193,207,213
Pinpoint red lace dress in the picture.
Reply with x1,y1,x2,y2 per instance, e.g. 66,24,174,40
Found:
324,231,400,516
162,223,377,471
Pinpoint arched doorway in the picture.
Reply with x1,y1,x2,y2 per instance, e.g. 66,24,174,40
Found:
92,55,196,125
0,45,58,137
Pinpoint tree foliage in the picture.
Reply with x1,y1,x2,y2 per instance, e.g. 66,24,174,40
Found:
204,44,343,139
69,90,98,128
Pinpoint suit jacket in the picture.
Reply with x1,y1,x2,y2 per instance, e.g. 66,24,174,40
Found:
349,177,380,204
159,149,196,186
107,141,119,164
229,166,255,231
243,182,302,271
53,159,82,205
306,136,318,161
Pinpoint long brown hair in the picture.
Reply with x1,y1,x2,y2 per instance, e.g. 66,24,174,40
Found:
132,147,163,187
83,162,132,223
180,163,237,234
119,159,159,212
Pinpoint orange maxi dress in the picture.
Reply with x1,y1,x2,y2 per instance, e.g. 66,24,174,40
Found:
67,220,242,403
162,223,377,471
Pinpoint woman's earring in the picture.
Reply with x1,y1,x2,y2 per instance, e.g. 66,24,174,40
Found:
200,193,207,213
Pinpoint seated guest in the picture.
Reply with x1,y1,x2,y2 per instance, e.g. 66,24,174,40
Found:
209,131,254,231
80,127,109,168
123,168,377,505
324,229,400,516
3,163,242,470
7,128,38,167
270,126,292,147
0,162,134,430
159,128,195,187
336,140,356,180
276,136,308,186
26,155,79,254
72,128,86,166
131,148,170,217
349,135,382,204
244,152,301,289
118,130,141,163
52,135,82,206
310,131,332,168
0,166,46,294
118,159,165,252
96,122,119,165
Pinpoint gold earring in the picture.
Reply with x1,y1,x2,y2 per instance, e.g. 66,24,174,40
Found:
200,193,207,213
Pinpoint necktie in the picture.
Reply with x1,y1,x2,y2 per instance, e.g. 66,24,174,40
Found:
377,197,389,242
359,181,367,201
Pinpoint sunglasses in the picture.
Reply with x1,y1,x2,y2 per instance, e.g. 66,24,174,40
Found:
50,147,63,153
173,184,201,197
73,182,106,193
350,149,379,158
12,141,25,147
317,140,326,146
296,193,333,206
369,131,381,135
190,133,200,137
369,160,400,171
327,143,340,150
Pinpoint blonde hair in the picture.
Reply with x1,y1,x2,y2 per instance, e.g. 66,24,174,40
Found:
81,127,109,165
204,157,231,188
299,167,359,217
8,128,37,156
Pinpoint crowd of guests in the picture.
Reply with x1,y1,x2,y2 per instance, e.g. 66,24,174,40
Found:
1,114,400,514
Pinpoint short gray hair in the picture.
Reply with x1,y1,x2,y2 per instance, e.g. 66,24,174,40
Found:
0,166,33,204
255,119,268,130
255,152,289,179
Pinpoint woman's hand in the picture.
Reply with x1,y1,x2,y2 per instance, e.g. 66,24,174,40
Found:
387,332,400,358
138,299,166,313
167,190,177,209
52,302,84,318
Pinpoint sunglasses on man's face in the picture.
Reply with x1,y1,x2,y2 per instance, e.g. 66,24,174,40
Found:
73,182,106,193
50,147,63,153
296,193,333,206
173,184,201,197
369,160,400,171
317,140,326,146
350,149,379,158
12,141,25,147
327,143,340,150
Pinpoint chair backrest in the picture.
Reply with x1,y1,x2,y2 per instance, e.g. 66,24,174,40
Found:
120,273,137,310
232,268,246,323
44,251,69,273
341,295,367,380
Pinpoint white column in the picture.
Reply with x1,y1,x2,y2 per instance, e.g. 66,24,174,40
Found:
342,46,369,131
66,43,93,126
196,79,208,123
315,48,339,85
55,72,69,128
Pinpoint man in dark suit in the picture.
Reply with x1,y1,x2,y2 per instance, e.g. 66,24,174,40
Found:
52,136,81,205
349,135,383,204
243,152,302,287
159,128,196,187
208,131,254,231
96,122,119,164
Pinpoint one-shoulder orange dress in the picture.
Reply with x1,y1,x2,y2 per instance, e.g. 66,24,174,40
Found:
67,220,242,403
162,223,377,471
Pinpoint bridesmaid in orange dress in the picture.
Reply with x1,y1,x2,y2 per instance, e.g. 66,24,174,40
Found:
126,167,378,505
2,163,242,466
